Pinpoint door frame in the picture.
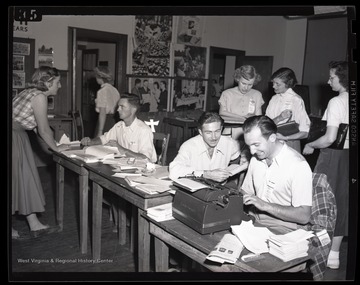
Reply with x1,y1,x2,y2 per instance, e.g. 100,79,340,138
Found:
206,46,245,111
68,27,128,112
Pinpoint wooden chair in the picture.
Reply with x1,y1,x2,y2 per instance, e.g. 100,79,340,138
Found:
153,132,170,166
69,110,84,140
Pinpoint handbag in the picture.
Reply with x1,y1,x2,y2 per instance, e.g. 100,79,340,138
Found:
307,119,348,149
277,121,300,136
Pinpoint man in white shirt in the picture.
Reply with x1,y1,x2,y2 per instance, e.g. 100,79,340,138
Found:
81,93,157,163
240,115,313,234
169,112,248,183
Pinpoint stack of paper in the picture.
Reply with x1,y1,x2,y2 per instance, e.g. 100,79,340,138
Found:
268,229,314,262
146,203,174,222
62,145,120,163
125,176,173,195
206,233,244,264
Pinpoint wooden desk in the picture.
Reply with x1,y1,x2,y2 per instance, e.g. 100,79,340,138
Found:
85,163,173,271
52,150,89,254
143,215,311,274
163,117,198,148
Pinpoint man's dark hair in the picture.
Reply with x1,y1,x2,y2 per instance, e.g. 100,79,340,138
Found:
121,93,140,110
197,112,224,129
243,115,277,140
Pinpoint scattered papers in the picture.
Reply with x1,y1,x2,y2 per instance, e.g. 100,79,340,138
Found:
125,176,173,194
112,172,142,178
231,221,273,255
146,203,174,222
206,233,244,264
268,229,314,262
58,133,81,147
62,145,120,163
172,178,209,192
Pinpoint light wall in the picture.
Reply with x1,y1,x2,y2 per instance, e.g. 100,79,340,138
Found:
13,15,307,81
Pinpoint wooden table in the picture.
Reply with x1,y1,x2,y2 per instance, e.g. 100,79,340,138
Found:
52,150,89,254
85,163,173,271
163,117,198,148
143,214,311,274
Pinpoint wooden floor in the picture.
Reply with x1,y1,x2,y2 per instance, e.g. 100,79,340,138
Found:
9,145,349,281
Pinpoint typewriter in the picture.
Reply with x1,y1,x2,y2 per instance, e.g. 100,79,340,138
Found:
172,176,251,234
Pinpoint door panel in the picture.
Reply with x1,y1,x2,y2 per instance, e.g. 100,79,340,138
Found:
82,49,99,137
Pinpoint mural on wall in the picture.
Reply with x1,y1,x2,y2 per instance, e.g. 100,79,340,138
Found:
173,44,206,79
132,15,173,77
177,16,203,46
129,76,170,112
171,79,206,112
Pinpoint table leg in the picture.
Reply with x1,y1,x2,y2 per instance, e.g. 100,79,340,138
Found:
137,209,150,272
79,173,88,254
154,236,169,272
117,197,127,245
92,182,103,260
56,164,64,231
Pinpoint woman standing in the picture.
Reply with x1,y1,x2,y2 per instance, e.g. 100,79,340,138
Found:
93,66,120,137
12,66,69,239
265,67,310,153
218,65,264,141
303,61,349,269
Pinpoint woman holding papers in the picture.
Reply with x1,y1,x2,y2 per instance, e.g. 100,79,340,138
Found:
218,65,264,141
265,67,310,153
12,66,69,239
303,61,349,270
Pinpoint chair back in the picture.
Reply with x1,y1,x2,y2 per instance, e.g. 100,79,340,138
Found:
153,132,170,166
70,110,84,140
297,172,337,280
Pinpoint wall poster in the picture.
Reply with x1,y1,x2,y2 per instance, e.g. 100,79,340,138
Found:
177,16,203,46
128,76,171,112
173,44,206,79
171,78,207,112
132,16,173,77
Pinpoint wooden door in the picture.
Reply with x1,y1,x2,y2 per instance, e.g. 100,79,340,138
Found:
82,49,99,138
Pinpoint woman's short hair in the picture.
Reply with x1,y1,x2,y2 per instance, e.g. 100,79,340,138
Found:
329,61,348,91
243,115,277,140
94,66,113,83
233,65,262,85
197,111,224,129
270,67,298,88
28,66,60,91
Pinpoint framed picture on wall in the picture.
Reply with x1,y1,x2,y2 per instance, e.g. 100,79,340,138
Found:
173,44,206,79
13,42,30,55
13,55,25,71
13,72,25,88
171,78,207,112
128,76,171,112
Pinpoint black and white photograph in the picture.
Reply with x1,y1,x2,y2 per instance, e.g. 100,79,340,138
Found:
171,79,207,111
13,41,30,55
12,71,25,88
129,76,170,112
13,55,25,71
8,6,357,283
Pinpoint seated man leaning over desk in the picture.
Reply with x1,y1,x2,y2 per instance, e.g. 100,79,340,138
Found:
169,111,248,185
240,115,312,234
81,93,157,163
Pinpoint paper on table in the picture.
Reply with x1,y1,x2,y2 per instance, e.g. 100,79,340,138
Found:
206,233,244,264
58,133,81,146
231,220,273,255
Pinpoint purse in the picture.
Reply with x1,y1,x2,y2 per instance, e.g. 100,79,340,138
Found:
277,121,300,136
307,119,348,149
